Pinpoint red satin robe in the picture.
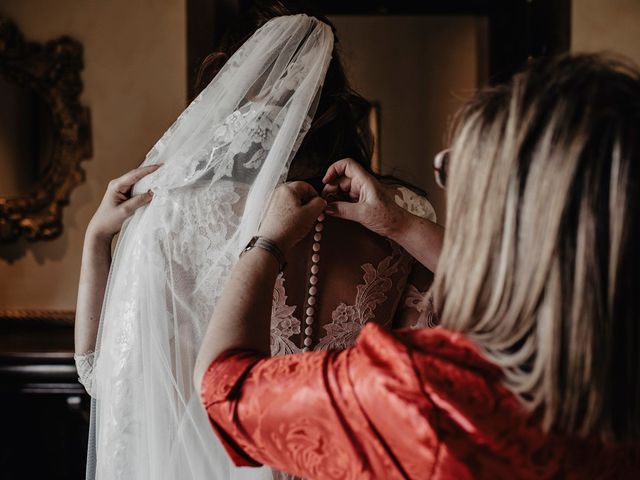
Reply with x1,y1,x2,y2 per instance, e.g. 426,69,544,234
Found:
201,323,639,479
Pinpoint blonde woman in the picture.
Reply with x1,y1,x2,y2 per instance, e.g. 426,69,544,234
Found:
196,53,640,479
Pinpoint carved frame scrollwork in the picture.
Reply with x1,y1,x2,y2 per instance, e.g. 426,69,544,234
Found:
0,16,91,241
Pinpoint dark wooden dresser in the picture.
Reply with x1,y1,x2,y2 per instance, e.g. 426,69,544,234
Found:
0,318,89,480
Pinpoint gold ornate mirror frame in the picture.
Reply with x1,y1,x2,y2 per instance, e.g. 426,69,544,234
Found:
0,17,91,242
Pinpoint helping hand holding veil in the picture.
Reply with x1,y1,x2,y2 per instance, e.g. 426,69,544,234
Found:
88,15,333,479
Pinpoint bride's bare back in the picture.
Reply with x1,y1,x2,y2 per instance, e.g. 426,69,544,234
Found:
271,186,435,356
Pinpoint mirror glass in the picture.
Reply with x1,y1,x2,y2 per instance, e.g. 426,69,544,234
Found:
328,15,489,221
0,75,54,199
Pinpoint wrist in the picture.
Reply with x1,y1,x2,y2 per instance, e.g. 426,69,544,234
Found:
239,243,283,280
241,235,288,273
269,236,292,257
386,204,413,243
81,227,113,269
85,222,113,248
255,230,292,257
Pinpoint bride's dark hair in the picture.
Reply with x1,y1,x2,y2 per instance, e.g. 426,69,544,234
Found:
194,0,373,182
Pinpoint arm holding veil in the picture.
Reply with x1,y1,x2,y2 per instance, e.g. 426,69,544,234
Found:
74,164,159,395
81,15,340,479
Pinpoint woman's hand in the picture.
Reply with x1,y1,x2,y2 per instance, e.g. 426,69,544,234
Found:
258,181,327,254
87,164,161,242
322,158,409,240
323,158,444,272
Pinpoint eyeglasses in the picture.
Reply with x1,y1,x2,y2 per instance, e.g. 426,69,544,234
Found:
433,148,450,189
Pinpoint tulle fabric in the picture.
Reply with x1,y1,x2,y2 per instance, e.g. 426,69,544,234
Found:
89,15,334,479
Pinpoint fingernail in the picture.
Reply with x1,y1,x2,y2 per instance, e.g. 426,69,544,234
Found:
148,189,154,197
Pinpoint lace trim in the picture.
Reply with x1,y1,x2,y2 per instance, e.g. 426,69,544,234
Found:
394,186,437,222
403,285,437,328
74,350,97,397
267,244,406,353
316,243,405,351
270,275,302,356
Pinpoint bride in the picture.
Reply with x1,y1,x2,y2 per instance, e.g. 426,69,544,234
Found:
74,4,437,479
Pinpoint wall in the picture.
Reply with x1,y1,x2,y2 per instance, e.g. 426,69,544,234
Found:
329,15,487,223
4,1,636,312
0,0,186,311
572,0,640,65
333,3,640,224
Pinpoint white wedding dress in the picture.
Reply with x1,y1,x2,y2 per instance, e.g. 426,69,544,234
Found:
77,15,334,480
75,14,436,480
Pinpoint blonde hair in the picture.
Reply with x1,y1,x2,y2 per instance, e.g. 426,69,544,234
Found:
432,54,640,442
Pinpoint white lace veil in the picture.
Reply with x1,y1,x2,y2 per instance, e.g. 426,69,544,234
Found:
90,15,334,479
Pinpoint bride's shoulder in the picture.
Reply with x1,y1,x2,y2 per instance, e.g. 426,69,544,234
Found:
380,179,437,222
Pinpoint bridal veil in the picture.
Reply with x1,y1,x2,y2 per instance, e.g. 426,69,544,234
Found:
89,15,333,479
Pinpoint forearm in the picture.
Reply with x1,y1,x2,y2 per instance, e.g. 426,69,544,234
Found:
389,210,444,273
74,230,112,355
73,164,159,356
194,248,279,388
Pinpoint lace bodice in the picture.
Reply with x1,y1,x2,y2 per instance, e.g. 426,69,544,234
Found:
267,185,435,359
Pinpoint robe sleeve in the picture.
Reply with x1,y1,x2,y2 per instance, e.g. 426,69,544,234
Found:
200,323,441,479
